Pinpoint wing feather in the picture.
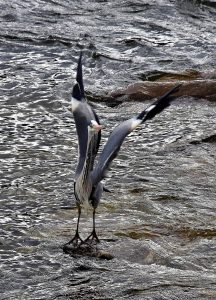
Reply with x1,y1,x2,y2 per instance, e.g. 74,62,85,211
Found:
76,52,85,100
92,84,181,185
72,53,101,176
92,118,139,184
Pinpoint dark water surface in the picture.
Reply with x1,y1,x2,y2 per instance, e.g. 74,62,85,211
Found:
0,0,216,299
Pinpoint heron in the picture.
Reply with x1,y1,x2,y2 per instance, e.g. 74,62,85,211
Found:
64,52,181,248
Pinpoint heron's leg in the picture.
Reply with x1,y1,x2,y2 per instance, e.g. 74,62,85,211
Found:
83,208,100,244
64,206,83,246
92,208,100,242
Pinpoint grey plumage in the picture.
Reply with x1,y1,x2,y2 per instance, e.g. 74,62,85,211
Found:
64,52,181,247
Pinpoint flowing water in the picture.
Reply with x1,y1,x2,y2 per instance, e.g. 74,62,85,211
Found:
0,0,216,299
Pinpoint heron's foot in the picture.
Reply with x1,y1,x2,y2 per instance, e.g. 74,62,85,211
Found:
63,232,83,251
82,229,100,245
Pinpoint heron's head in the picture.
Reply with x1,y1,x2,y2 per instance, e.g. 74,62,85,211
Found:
88,120,102,132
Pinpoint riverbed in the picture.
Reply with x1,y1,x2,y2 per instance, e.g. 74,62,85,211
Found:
0,1,216,299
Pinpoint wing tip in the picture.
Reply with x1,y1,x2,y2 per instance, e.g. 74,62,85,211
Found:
158,83,182,101
138,83,182,123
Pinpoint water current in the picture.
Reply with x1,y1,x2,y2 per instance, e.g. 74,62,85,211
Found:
0,0,216,299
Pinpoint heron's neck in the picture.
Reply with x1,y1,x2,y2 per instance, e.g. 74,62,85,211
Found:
76,130,95,181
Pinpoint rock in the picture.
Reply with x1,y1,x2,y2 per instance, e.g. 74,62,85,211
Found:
63,243,114,260
97,250,114,260
109,80,216,101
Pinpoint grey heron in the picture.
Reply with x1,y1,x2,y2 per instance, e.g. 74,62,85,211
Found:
64,52,181,248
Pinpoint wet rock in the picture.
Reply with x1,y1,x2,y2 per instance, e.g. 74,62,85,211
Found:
176,227,216,240
201,134,216,143
109,80,216,102
96,250,114,260
139,69,216,82
63,243,114,260
190,134,216,145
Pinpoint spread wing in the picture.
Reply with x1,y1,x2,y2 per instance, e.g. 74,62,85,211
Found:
71,52,101,176
91,84,181,185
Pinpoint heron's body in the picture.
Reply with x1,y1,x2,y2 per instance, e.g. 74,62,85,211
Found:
64,52,181,248
71,94,100,206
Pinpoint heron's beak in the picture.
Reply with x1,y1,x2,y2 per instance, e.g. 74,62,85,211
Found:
92,124,103,132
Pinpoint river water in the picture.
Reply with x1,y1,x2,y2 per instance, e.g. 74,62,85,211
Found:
0,0,216,299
